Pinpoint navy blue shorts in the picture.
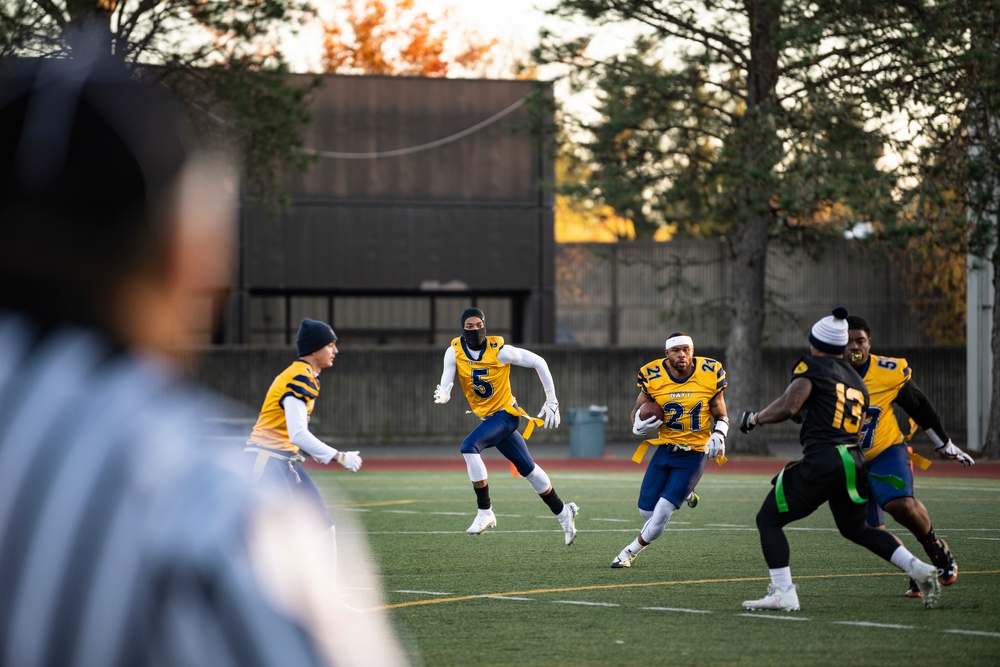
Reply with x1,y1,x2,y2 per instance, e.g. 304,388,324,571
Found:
866,443,914,527
246,447,333,527
637,445,708,512
460,410,536,476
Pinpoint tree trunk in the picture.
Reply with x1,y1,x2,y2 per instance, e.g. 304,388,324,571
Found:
726,0,782,455
64,3,114,57
726,214,770,454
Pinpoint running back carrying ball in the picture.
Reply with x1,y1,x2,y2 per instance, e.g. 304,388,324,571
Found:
638,401,664,422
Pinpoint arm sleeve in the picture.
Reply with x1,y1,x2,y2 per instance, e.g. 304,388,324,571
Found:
439,346,457,388
282,397,338,464
498,345,557,401
894,380,950,447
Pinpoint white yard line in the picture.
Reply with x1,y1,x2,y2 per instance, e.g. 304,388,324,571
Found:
943,629,1000,638
833,621,915,630
480,595,535,601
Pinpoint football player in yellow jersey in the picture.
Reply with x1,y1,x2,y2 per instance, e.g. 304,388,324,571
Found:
433,307,579,544
610,332,729,568
846,315,974,596
246,318,362,543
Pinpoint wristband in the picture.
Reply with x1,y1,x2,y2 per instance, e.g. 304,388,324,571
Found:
713,416,730,438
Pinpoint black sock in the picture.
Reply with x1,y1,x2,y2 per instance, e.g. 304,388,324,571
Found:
541,488,565,515
918,527,938,547
474,484,491,510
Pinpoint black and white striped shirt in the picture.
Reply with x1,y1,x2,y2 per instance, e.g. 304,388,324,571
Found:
0,314,333,667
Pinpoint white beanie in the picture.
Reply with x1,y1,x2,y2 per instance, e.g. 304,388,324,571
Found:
809,307,850,354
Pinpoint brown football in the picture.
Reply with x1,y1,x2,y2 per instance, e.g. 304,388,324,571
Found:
638,401,664,421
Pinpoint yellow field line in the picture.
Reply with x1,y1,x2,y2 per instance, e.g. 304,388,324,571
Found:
380,570,1000,610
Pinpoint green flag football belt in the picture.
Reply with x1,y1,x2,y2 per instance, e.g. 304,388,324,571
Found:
774,444,868,513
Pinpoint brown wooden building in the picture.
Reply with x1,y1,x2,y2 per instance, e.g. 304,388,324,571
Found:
218,74,556,347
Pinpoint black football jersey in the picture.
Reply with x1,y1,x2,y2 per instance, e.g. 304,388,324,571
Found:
790,355,870,455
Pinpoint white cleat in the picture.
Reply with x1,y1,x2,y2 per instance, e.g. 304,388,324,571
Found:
910,558,942,609
466,510,497,535
558,502,579,545
611,545,643,569
742,584,800,611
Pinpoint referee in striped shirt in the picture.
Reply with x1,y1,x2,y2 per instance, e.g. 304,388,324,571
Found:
0,53,406,666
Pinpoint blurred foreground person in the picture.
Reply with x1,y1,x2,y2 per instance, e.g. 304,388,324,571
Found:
0,52,406,666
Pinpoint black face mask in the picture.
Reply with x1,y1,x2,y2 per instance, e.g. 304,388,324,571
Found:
464,327,487,350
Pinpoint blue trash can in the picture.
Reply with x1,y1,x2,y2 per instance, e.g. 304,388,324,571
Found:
567,406,609,458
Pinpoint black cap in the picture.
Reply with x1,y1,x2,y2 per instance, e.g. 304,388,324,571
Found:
461,307,485,326
297,318,337,356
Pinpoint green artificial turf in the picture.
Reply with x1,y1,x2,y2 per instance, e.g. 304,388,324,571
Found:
315,469,1000,666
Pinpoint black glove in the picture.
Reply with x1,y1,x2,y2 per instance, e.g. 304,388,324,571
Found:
739,411,757,434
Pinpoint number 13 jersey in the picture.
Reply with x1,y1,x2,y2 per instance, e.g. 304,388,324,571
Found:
791,355,870,455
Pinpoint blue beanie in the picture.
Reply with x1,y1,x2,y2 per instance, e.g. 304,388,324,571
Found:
297,318,337,356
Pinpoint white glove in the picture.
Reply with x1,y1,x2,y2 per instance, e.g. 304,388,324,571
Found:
335,450,362,472
936,440,975,467
433,382,453,404
632,411,663,437
538,398,560,428
739,411,757,433
705,432,726,460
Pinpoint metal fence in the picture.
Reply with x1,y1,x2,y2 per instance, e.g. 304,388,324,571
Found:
556,240,932,348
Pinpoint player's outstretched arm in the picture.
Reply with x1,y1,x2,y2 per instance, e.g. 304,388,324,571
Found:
500,345,560,428
284,397,361,471
741,377,812,433
896,381,974,466
434,347,458,404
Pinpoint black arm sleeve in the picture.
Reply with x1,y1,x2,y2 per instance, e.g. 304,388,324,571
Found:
894,380,950,444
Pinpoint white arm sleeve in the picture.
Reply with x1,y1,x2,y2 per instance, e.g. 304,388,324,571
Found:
439,346,457,388
498,345,557,401
283,397,338,465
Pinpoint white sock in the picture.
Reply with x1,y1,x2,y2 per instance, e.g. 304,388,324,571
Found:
479,507,493,515
623,538,645,555
890,546,919,574
769,567,793,591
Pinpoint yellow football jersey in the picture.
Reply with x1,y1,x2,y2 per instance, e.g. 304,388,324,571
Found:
637,356,727,450
858,353,912,460
247,360,320,453
453,335,517,419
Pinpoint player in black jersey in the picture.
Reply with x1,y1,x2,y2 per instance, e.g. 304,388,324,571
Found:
738,308,942,611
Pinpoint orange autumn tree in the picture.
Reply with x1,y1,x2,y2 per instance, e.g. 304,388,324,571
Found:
322,0,497,76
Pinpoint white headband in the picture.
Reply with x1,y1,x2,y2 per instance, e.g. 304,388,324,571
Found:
664,335,694,350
